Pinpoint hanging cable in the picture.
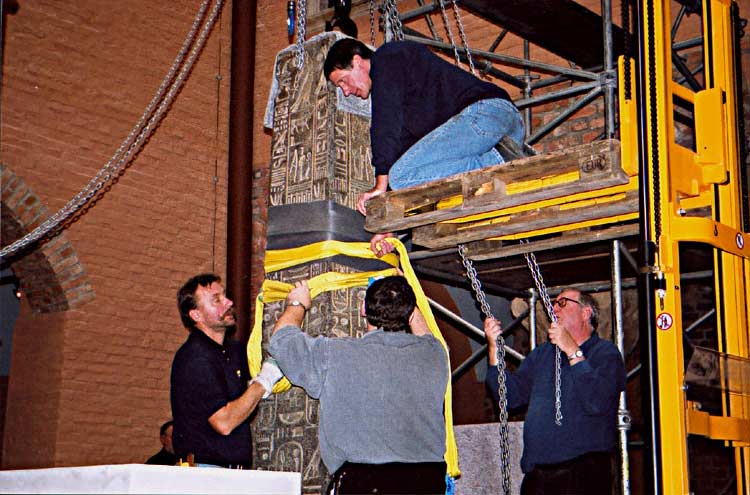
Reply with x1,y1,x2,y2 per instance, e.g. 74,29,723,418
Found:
0,0,225,260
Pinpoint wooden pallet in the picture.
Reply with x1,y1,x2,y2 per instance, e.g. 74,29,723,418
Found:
365,139,635,249
365,139,627,232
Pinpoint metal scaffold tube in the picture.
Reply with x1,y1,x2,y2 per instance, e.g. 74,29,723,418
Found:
612,240,632,495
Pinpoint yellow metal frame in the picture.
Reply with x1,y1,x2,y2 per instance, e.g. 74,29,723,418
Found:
639,0,750,492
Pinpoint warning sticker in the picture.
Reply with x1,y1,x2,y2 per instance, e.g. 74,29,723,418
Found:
656,313,673,331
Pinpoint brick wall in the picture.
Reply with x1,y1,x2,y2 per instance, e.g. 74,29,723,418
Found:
1,0,231,467
2,0,749,478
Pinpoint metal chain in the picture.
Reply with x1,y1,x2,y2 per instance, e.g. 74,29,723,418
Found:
451,0,476,75
383,0,404,41
369,0,376,46
437,0,463,69
295,0,307,68
521,240,563,426
458,244,511,495
0,0,224,260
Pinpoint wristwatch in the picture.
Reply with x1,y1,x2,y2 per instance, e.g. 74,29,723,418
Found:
567,349,583,360
288,300,308,311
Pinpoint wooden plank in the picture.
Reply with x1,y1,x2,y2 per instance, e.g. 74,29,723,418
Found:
463,223,640,262
412,189,640,249
365,139,626,233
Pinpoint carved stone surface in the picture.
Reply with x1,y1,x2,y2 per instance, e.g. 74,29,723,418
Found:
268,34,373,210
257,33,374,493
254,264,368,493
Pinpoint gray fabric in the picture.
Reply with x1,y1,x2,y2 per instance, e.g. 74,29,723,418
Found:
270,326,448,473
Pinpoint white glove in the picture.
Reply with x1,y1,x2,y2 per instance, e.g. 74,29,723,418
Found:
252,358,284,399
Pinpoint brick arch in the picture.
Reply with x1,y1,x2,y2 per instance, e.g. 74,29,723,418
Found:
0,163,95,313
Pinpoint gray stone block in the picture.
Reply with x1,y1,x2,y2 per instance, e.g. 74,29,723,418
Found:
454,422,524,495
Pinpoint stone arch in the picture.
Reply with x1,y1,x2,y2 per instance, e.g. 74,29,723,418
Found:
0,163,95,313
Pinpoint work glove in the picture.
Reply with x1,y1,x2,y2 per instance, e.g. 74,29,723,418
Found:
252,358,284,399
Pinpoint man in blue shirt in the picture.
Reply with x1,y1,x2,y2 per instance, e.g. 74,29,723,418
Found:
323,38,524,256
485,288,626,495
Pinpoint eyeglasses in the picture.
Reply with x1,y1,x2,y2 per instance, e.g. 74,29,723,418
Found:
552,297,581,309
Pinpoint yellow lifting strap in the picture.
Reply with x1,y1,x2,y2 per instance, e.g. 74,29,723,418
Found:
248,238,461,477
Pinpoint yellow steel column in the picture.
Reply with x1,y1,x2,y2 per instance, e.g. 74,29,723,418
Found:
641,0,690,491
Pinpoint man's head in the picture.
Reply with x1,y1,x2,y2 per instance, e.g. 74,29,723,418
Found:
552,288,599,338
364,276,416,333
177,273,235,333
324,38,374,99
159,420,174,454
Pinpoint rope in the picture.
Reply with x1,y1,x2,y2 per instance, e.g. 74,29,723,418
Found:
251,238,461,478
0,0,224,260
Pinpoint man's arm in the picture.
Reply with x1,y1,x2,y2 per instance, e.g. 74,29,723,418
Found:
208,382,266,436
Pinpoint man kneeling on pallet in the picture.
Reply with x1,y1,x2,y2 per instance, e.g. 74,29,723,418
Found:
270,276,448,494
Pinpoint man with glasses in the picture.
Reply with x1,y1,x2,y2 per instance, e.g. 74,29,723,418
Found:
484,288,626,495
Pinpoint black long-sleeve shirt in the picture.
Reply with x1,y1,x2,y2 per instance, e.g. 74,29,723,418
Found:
369,40,511,176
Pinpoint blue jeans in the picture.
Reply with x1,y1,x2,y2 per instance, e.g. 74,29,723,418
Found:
388,98,525,190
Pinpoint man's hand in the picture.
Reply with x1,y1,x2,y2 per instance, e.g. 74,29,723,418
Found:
272,280,312,336
370,233,395,257
357,188,384,216
356,175,389,215
253,358,284,399
547,321,578,357
287,280,312,310
484,317,502,366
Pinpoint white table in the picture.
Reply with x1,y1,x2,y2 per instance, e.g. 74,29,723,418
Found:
0,463,301,494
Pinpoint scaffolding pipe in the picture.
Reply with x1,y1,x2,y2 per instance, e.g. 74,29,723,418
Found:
427,296,525,361
527,86,602,144
452,344,489,381
402,34,599,80
514,80,601,109
612,240,632,495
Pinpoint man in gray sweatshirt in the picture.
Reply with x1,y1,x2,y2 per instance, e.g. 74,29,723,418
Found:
269,276,449,494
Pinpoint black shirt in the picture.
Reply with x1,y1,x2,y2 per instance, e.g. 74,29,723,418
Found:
370,40,512,176
170,330,251,467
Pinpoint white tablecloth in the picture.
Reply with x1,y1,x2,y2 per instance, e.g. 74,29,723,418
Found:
0,464,301,494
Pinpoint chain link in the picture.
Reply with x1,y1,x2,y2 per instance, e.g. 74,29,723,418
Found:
451,0,476,75
521,240,563,426
294,0,307,68
458,245,511,494
0,0,224,261
369,0,376,46
437,0,463,70
383,0,404,41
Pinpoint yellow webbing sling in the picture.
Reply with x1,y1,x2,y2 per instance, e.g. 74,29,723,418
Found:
248,238,460,477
